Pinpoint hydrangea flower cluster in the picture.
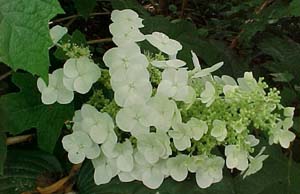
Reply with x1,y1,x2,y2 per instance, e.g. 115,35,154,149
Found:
39,9,296,189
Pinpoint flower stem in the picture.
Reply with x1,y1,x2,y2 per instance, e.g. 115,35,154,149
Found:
49,12,110,24
6,134,34,145
0,70,13,81
87,38,112,44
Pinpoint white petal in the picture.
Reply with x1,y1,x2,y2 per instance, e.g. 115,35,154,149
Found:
90,125,109,144
74,76,91,94
41,87,57,104
62,77,75,91
142,168,164,189
236,157,249,171
196,170,212,189
144,149,160,164
62,135,75,152
170,166,188,181
279,130,296,148
191,50,201,69
85,144,101,159
157,81,176,98
68,151,85,164
226,156,238,169
94,164,112,185
117,154,134,172
50,25,67,44
173,137,191,151
37,77,47,92
116,108,137,132
57,88,74,104
118,171,135,182
64,58,79,78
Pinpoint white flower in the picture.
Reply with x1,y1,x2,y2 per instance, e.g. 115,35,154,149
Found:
284,107,295,117
221,75,237,85
63,56,101,94
157,68,194,102
49,25,67,45
134,151,167,189
115,141,134,172
37,68,74,105
103,43,148,78
186,118,208,140
116,104,150,135
151,59,186,69
100,130,118,157
110,66,152,107
92,154,119,185
211,120,227,142
237,72,264,93
282,117,293,130
111,9,144,28
200,81,216,107
101,140,134,172
190,51,223,78
62,131,100,164
194,156,224,188
269,121,295,148
242,147,268,178
145,95,176,131
225,145,249,171
245,135,260,147
72,104,115,144
169,119,206,151
167,155,189,181
169,123,192,151
109,22,145,46
136,131,171,164
145,32,182,56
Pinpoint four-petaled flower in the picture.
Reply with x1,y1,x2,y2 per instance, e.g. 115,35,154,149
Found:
37,68,74,105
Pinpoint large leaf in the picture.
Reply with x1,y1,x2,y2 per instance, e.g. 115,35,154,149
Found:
0,73,74,153
0,0,64,81
0,149,63,194
234,145,300,194
258,34,300,82
77,161,235,194
0,133,6,175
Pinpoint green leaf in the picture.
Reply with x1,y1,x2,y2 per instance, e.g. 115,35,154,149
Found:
0,0,64,81
234,145,300,194
0,133,6,175
258,34,300,83
289,0,300,16
0,149,63,194
74,0,97,18
77,161,235,194
270,72,294,83
0,73,74,153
